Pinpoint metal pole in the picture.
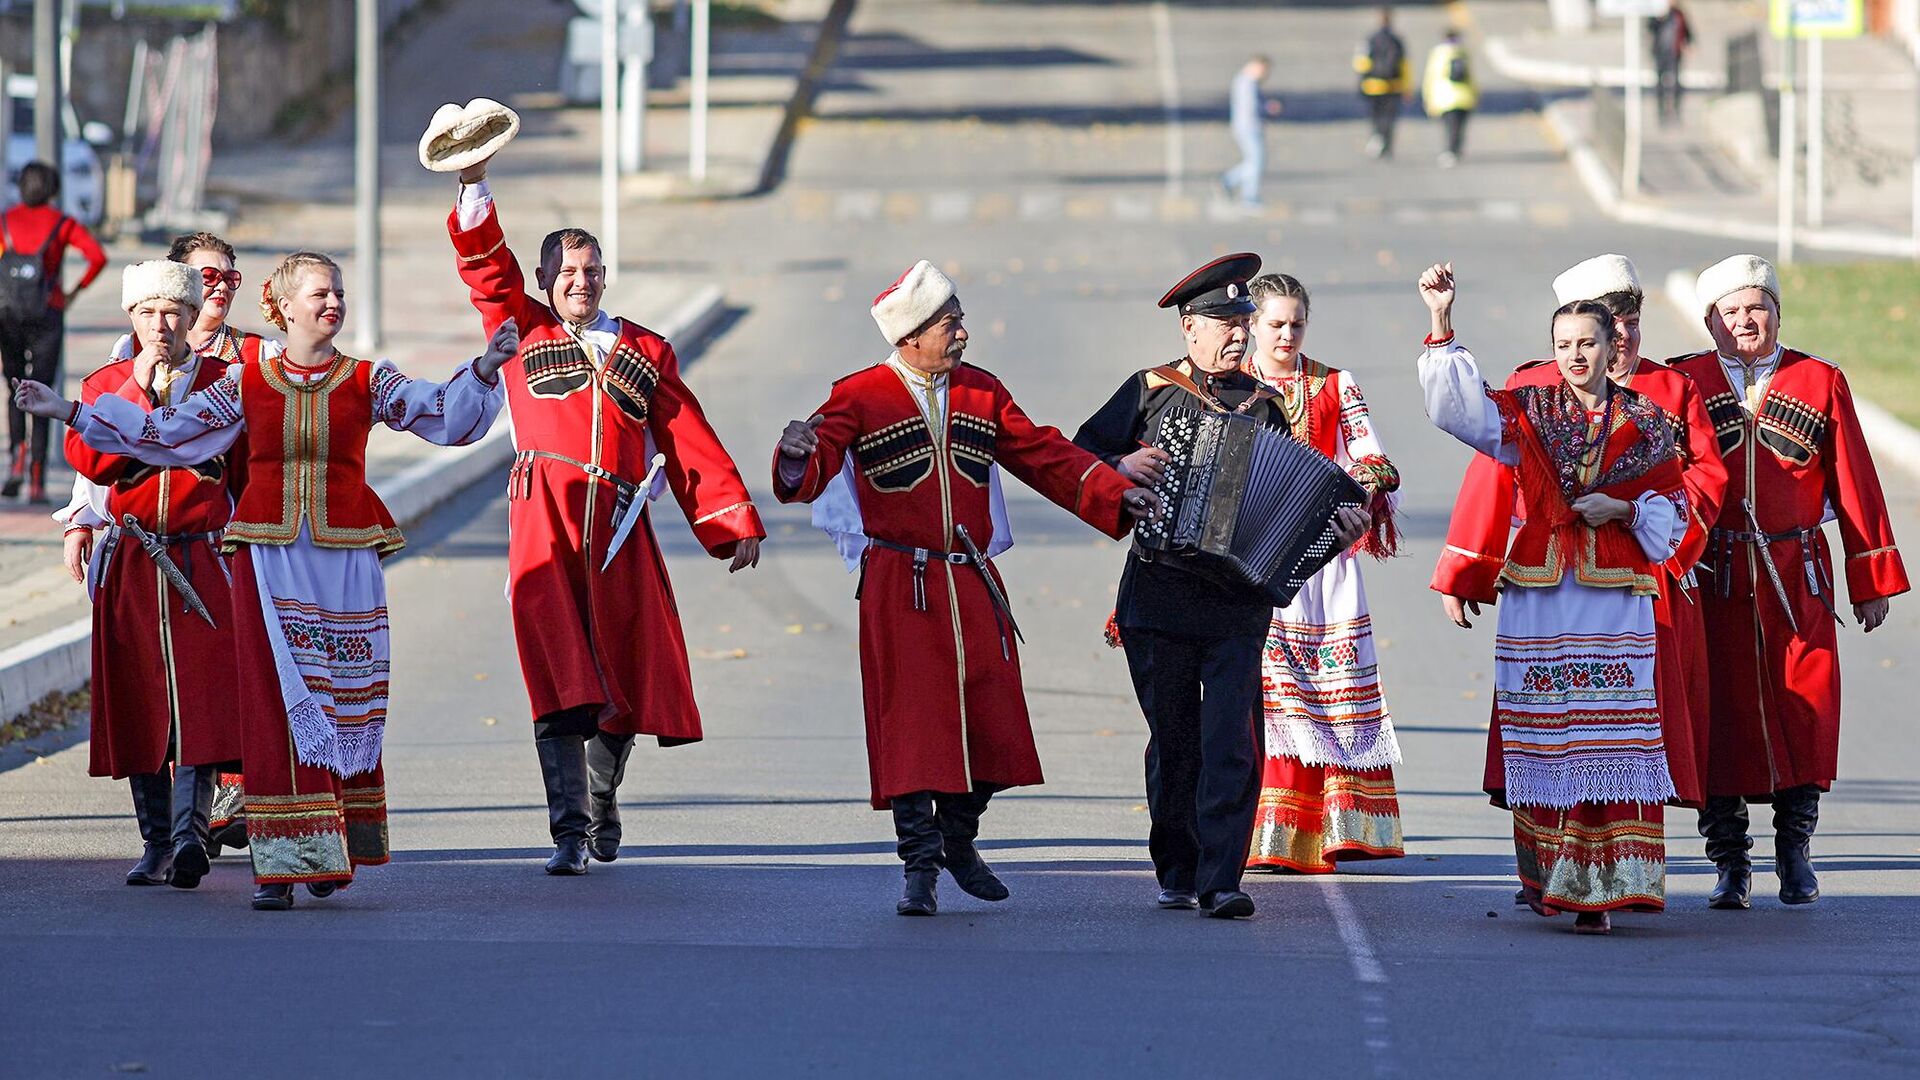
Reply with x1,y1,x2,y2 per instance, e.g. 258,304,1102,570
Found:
1807,34,1824,228
691,0,710,182
33,0,61,165
1624,14,1644,198
620,18,646,173
1777,10,1797,265
1911,42,1919,260
354,0,382,354
602,0,620,284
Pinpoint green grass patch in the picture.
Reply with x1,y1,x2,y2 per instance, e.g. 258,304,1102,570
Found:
1778,261,1920,427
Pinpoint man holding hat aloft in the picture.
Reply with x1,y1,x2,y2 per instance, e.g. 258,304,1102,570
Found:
1670,255,1907,909
774,260,1155,916
56,260,244,889
440,119,767,877
1074,253,1371,919
1433,254,1728,816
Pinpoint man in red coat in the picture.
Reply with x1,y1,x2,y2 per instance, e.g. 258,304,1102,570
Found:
1432,255,1728,826
773,260,1157,915
58,261,242,888
1672,255,1907,908
446,152,766,876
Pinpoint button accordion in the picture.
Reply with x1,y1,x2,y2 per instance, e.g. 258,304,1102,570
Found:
1135,403,1367,609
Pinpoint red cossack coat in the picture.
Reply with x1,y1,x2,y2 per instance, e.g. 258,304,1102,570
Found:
774,361,1134,807
1670,347,1909,798
65,356,242,777
450,203,766,740
1431,357,1727,807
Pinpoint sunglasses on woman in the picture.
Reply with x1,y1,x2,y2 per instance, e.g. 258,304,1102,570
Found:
200,267,244,289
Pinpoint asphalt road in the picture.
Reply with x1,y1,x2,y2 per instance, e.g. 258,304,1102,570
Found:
3,2,1918,1077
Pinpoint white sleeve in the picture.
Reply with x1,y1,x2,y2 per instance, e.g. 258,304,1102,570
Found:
369,358,506,446
72,372,247,466
1629,491,1687,562
1417,341,1516,465
456,180,494,231
53,473,111,530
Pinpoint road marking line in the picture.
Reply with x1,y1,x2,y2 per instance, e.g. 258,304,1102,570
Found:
835,190,880,220
1320,878,1395,1077
1018,191,1064,220
1150,1,1183,198
928,192,973,223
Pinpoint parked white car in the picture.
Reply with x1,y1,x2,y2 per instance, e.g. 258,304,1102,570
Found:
3,74,111,226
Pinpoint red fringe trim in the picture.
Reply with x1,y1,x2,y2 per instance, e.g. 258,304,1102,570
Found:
1102,610,1124,649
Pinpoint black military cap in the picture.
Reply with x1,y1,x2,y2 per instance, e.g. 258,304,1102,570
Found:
1157,252,1261,317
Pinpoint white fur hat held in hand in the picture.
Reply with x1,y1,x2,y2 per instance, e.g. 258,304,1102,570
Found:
1696,254,1781,314
871,260,957,345
1552,254,1641,305
419,98,521,173
121,260,203,313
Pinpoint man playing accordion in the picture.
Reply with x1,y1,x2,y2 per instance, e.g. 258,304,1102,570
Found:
1075,253,1370,919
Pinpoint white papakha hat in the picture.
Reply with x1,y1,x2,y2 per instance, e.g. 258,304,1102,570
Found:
121,260,202,314
1552,254,1641,305
871,260,957,345
418,97,521,173
1696,254,1781,314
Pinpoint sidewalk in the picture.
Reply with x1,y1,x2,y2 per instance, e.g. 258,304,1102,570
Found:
0,0,838,723
1479,0,1919,255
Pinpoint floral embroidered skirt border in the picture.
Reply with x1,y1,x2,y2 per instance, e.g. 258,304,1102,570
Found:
1514,802,1666,913
1248,755,1404,873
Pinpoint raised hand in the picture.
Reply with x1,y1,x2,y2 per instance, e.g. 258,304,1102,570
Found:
778,416,823,460
458,154,493,186
1118,445,1169,487
477,317,520,381
1419,262,1457,343
13,379,75,421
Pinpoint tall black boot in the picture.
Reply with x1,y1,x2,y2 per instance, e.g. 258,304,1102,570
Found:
1774,785,1822,905
585,732,636,863
536,736,591,875
892,793,942,916
935,790,1008,902
126,771,174,886
168,766,216,889
1697,796,1753,910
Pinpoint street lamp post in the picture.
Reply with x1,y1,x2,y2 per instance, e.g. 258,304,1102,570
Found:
354,0,383,354
33,0,61,166
602,0,620,284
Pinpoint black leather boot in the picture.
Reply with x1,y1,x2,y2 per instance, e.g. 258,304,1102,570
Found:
168,766,216,889
892,793,941,916
585,732,636,863
1698,796,1753,910
536,736,591,875
125,771,174,886
1774,785,1822,905
251,884,295,911
1,445,22,499
935,790,1008,901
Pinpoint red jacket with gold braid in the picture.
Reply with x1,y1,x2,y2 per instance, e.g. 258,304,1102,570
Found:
449,200,766,738
1670,346,1909,796
64,353,242,779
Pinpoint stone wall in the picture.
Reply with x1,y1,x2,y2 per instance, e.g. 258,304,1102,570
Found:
0,0,420,146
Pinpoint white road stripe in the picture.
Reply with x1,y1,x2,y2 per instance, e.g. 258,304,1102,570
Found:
835,190,880,221
928,192,973,223
1018,191,1064,220
1320,879,1394,1076
1150,1,1183,198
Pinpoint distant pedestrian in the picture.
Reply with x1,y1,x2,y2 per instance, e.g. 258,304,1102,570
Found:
0,161,108,503
1220,55,1279,209
1648,4,1691,126
1422,29,1478,167
1354,7,1412,159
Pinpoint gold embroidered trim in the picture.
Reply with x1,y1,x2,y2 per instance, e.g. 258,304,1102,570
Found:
1849,545,1899,561
458,236,507,264
691,501,752,526
1444,543,1502,562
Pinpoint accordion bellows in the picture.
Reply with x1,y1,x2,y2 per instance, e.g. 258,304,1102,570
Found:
1137,405,1366,610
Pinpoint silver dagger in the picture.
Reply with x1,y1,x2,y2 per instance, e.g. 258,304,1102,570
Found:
121,514,218,628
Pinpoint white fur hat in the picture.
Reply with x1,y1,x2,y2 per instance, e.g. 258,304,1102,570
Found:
871,260,957,345
1696,254,1780,313
121,260,203,313
418,97,521,173
1552,254,1641,305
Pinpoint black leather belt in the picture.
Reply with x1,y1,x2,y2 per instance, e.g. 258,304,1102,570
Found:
863,535,1021,660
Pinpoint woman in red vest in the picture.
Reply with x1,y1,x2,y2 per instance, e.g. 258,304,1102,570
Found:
17,251,515,910
1416,263,1688,935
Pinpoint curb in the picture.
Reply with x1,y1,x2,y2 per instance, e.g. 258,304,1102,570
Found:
1541,101,1918,258
1486,35,1721,91
0,284,729,724
1661,268,1920,483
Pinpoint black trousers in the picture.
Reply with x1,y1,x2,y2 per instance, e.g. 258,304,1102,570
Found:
1366,94,1402,150
0,307,61,464
1654,63,1683,122
1441,109,1469,155
1121,627,1263,899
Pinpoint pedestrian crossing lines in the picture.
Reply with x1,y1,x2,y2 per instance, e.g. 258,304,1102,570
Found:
788,188,1574,229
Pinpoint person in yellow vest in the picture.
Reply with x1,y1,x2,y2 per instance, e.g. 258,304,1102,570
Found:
1423,29,1478,167
1354,7,1412,159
